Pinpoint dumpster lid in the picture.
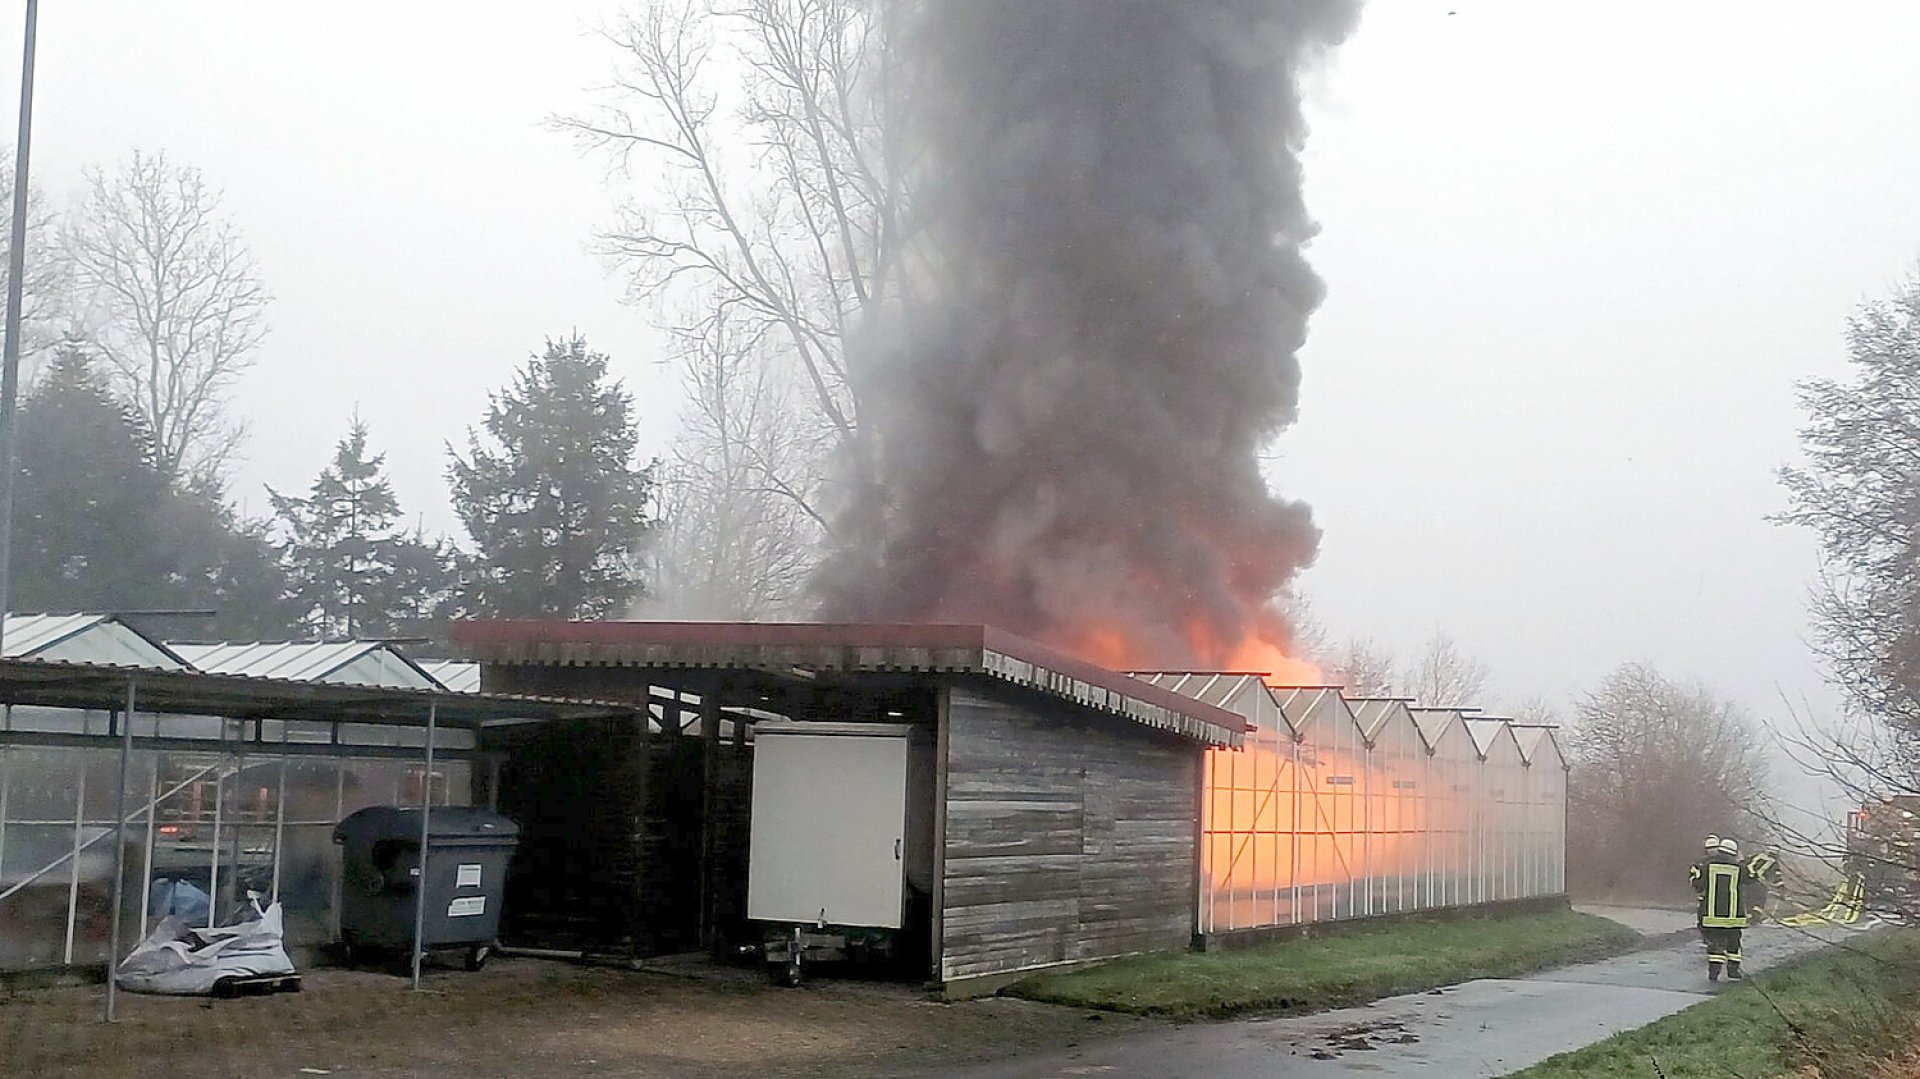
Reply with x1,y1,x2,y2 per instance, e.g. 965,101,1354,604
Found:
333,805,519,843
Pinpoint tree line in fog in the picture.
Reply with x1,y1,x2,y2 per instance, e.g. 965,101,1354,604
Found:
1,150,653,645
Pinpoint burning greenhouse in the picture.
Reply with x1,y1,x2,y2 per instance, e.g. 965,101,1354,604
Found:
455,620,1568,989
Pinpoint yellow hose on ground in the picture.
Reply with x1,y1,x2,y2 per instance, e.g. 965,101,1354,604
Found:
1778,875,1866,927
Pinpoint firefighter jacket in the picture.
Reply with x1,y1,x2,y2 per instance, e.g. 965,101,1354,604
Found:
1747,851,1783,909
1698,857,1753,929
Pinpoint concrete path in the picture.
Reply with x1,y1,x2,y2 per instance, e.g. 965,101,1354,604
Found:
1571,903,1698,937
934,923,1854,1079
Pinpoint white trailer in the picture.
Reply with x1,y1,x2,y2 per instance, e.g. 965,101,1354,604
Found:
747,721,933,984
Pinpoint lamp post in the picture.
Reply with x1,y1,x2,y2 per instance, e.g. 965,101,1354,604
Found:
0,0,40,654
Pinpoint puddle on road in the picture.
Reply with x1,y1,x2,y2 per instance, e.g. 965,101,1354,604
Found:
1299,1018,1424,1060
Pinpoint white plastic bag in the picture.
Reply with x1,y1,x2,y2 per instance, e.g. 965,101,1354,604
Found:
115,894,296,995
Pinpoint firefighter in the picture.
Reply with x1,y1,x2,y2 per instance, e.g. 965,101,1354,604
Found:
1747,847,1784,917
1699,837,1754,981
1690,834,1720,943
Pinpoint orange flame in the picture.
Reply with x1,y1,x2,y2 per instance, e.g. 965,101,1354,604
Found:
1061,611,1322,686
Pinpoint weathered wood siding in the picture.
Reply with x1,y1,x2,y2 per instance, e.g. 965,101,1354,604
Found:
941,683,1200,984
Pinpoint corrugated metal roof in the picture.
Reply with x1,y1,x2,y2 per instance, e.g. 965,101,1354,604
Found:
3,613,189,670
420,660,481,693
453,621,1248,747
0,656,631,728
169,641,437,689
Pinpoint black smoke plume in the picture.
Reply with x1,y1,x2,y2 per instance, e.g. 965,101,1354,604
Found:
814,0,1359,669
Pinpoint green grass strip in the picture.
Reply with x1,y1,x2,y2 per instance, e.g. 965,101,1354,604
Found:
1512,928,1920,1078
1008,909,1643,1021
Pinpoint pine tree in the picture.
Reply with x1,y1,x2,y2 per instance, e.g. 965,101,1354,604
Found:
271,417,456,638
448,335,654,618
12,341,298,633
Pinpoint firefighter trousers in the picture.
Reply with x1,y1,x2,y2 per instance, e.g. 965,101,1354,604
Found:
1702,926,1743,978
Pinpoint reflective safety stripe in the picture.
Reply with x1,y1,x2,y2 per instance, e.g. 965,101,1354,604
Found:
1703,863,1747,927
1725,953,1743,961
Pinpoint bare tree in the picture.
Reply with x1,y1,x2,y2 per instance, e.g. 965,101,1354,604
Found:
0,150,68,369
1565,662,1772,900
562,0,906,532
66,150,269,485
1777,269,1920,733
1328,636,1398,697
1511,694,1561,726
643,311,823,618
1401,631,1490,707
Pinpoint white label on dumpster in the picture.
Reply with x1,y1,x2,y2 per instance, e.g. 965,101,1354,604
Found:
447,896,486,918
456,863,482,888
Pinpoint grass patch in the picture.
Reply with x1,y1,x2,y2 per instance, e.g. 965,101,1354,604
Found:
1008,910,1642,1020
1512,929,1920,1079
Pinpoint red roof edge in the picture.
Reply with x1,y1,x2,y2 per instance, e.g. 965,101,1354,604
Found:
451,620,1250,740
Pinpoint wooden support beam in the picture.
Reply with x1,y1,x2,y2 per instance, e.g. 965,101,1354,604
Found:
698,679,723,955
629,698,651,954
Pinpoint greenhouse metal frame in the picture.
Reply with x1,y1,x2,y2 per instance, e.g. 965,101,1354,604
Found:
1134,675,1570,938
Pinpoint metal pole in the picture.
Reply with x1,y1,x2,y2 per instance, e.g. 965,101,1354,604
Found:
225,750,244,914
0,743,10,884
63,756,84,965
139,756,156,937
105,679,135,1021
206,754,223,930
410,700,437,990
270,754,287,903
0,0,40,654
329,760,344,943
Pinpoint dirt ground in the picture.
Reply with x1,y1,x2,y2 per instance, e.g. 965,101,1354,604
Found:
0,957,1149,1079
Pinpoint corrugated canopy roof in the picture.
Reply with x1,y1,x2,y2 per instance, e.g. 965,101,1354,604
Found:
453,621,1247,747
4,613,189,670
419,660,481,693
0,656,630,728
170,640,437,689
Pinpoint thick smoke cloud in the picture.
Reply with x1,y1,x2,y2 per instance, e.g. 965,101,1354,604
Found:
814,0,1359,668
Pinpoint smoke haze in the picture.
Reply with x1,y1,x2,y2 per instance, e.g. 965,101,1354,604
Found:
815,0,1360,668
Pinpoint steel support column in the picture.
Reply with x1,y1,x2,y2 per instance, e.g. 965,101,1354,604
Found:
105,677,136,1021
410,699,437,990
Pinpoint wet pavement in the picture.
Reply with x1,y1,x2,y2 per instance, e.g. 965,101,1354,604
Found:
1571,902,1698,937
932,922,1855,1079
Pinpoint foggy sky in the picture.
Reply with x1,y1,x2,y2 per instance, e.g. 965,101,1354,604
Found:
8,1,1920,784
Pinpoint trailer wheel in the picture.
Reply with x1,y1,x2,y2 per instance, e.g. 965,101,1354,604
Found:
774,958,803,988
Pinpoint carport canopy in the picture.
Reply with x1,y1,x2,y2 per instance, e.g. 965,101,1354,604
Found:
0,656,634,1013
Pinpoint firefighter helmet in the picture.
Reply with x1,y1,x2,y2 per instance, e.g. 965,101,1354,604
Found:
1717,837,1740,856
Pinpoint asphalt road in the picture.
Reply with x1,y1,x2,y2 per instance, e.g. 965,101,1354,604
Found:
932,922,1854,1079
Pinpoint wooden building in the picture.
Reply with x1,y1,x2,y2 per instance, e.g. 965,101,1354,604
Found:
450,621,1245,993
